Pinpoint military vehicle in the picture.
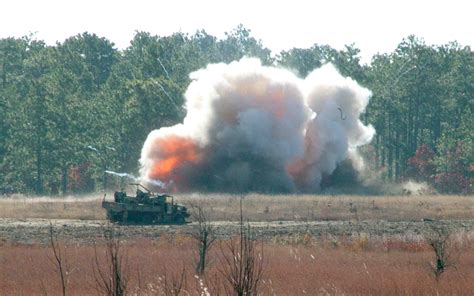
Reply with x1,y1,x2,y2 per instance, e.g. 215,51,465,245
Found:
102,183,189,224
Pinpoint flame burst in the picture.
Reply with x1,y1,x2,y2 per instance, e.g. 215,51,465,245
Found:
147,136,201,188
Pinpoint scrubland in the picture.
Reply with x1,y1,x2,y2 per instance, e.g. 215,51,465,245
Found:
0,233,473,295
1,193,473,221
0,193,473,295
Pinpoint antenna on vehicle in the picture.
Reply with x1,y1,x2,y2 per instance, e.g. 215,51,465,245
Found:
129,183,152,193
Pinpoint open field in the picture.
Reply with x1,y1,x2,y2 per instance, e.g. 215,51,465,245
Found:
0,193,473,295
1,193,474,222
1,235,474,295
181,193,474,222
0,193,473,245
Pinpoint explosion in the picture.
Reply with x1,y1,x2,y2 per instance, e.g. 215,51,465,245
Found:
139,58,375,192
147,135,201,188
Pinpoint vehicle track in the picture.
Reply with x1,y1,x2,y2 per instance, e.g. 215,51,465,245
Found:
0,218,472,245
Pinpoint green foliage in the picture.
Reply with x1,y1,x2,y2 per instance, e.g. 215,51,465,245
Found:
363,36,472,192
0,27,472,194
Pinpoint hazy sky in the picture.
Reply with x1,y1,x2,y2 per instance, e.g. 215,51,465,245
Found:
1,0,472,63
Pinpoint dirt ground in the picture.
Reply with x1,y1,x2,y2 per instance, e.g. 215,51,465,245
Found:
1,218,473,246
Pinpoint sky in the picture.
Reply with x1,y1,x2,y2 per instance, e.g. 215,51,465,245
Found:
1,0,472,63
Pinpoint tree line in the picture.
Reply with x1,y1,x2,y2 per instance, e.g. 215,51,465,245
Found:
0,25,472,195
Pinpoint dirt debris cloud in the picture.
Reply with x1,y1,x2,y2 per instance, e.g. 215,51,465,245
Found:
139,58,375,192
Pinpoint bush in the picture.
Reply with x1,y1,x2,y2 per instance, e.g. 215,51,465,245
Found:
407,144,436,182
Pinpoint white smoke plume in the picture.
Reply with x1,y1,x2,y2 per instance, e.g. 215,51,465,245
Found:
139,58,375,193
105,170,168,189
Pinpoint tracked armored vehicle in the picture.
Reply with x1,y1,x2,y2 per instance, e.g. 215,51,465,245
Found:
102,184,189,224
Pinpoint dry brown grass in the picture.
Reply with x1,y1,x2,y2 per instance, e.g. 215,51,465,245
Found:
0,234,473,295
0,192,472,294
0,194,105,220
0,193,473,221
179,193,474,222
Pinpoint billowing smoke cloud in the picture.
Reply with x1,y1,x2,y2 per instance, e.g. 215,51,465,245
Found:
139,58,375,193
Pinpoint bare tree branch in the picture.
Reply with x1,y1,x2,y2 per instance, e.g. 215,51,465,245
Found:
49,222,69,296
423,222,460,281
218,197,265,296
93,226,129,296
161,266,187,296
190,201,216,275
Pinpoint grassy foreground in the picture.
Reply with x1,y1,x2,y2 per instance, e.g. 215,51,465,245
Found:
0,193,473,294
0,234,473,295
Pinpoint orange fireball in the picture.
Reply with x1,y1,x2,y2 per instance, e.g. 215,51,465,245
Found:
149,136,201,182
